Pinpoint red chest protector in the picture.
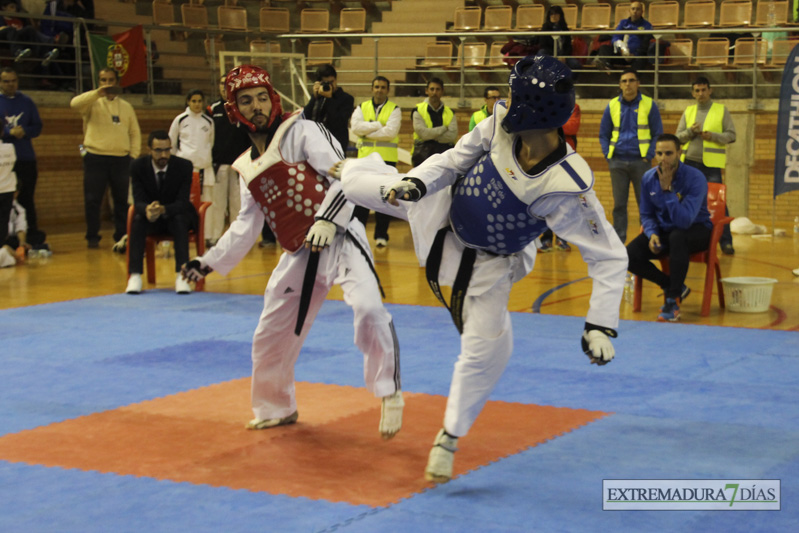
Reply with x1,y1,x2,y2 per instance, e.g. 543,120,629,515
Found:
234,112,329,253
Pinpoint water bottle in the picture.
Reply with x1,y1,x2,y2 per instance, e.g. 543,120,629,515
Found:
623,273,634,304
794,216,799,234
158,241,172,258
768,1,777,27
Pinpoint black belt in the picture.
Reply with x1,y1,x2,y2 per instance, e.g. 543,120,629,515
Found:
425,226,476,334
295,250,320,335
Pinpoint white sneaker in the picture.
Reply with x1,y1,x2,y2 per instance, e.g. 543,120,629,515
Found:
126,273,143,294
379,390,404,439
175,274,192,294
0,247,16,268
793,268,799,277
246,411,299,430
375,238,388,248
424,429,458,483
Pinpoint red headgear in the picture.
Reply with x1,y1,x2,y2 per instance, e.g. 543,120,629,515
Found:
223,65,283,132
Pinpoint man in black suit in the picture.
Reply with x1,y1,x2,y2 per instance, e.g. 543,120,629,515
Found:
126,130,197,294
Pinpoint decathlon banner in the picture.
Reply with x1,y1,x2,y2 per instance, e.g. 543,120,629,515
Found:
774,43,799,197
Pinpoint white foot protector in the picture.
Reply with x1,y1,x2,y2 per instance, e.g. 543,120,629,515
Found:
424,429,458,483
379,390,404,439
246,411,298,430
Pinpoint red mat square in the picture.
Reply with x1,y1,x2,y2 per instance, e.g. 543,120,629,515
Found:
0,381,608,507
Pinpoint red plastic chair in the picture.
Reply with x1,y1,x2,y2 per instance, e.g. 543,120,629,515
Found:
126,170,211,291
633,182,734,316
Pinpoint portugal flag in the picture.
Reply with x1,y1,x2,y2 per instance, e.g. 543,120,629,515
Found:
88,25,148,88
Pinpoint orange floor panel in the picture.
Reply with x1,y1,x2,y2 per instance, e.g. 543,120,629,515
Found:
0,381,609,507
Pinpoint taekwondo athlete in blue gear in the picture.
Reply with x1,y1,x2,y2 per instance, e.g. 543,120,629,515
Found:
333,55,628,483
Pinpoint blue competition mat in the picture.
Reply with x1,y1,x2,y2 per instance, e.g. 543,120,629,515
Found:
1,292,797,532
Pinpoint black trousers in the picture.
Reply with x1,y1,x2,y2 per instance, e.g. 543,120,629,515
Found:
0,191,13,244
626,223,712,299
13,160,45,245
83,153,131,243
128,212,191,274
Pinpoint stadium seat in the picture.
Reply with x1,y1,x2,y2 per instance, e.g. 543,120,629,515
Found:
260,7,290,33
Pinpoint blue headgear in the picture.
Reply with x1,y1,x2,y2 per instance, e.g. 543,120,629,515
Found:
501,55,575,133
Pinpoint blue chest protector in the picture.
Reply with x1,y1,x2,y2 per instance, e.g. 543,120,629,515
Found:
448,105,594,255
450,152,548,254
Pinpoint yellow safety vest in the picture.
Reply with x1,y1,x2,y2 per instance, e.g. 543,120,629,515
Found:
469,106,489,131
356,100,399,163
607,94,653,159
412,102,454,151
680,102,727,168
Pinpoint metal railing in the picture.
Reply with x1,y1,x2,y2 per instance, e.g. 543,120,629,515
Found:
2,9,792,106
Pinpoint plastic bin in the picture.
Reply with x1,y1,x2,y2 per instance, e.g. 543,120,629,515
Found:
720,277,778,313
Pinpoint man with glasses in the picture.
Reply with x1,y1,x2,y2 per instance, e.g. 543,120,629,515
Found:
468,86,501,132
125,130,196,294
599,68,662,243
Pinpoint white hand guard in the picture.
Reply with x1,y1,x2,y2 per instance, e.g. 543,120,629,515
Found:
305,219,337,249
582,329,615,365
384,180,422,203
181,258,212,282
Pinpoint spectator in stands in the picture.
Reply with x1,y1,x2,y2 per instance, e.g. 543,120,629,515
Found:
70,67,141,250
536,5,581,73
303,64,354,156
39,0,90,39
675,76,736,255
411,77,457,167
599,68,662,243
594,1,667,72
0,0,62,66
125,130,195,295
351,75,401,248
626,134,712,322
168,89,216,246
0,67,46,247
468,86,500,132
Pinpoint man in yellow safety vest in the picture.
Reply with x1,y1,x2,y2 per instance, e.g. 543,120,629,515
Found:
598,68,663,243
411,77,458,167
350,75,402,247
676,76,737,255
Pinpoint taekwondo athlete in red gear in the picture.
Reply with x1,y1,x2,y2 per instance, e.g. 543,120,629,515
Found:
334,55,628,481
181,65,403,438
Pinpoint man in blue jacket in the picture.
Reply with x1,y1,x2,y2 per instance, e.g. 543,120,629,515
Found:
595,2,667,72
0,67,45,246
626,134,712,322
599,68,662,243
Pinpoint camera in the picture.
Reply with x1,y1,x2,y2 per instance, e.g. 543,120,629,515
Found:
321,82,331,92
